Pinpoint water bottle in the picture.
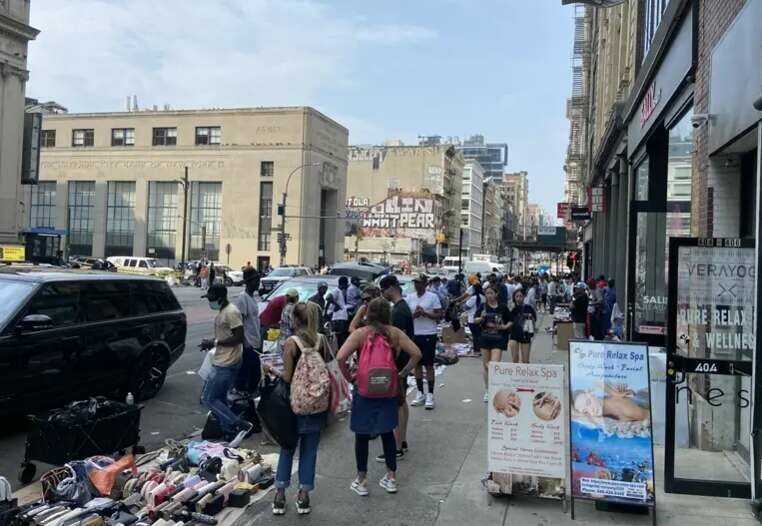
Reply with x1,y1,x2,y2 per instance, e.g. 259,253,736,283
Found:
126,392,134,405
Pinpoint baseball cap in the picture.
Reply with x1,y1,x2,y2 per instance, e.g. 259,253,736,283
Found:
317,280,328,288
412,273,429,284
379,274,401,290
285,288,299,299
201,283,227,300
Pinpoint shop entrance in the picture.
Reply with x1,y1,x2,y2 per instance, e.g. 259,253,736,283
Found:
665,237,754,498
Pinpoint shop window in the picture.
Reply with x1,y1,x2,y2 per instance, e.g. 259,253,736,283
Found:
635,160,649,200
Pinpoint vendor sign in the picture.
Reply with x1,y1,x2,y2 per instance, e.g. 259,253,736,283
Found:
488,363,566,482
0,244,25,262
568,340,655,506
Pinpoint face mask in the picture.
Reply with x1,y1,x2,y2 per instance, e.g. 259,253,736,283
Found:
209,300,222,310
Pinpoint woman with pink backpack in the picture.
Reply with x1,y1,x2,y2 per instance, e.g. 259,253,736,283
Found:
337,297,422,496
263,302,330,516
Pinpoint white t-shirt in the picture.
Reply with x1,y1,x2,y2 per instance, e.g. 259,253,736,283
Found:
406,291,442,336
331,287,349,321
464,294,485,324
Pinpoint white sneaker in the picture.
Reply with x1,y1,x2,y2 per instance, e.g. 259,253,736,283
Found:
351,478,369,496
411,392,426,406
483,392,489,403
379,475,398,493
425,393,435,410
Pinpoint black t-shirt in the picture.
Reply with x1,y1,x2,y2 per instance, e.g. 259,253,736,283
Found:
572,294,589,323
477,303,510,335
509,304,537,342
392,299,414,368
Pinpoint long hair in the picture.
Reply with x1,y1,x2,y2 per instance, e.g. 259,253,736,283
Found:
292,302,319,348
365,297,391,339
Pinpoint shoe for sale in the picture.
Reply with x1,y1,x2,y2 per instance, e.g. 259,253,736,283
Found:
375,450,404,463
272,491,286,515
351,478,369,496
425,393,435,410
379,475,398,494
295,493,311,515
483,392,489,403
411,393,426,406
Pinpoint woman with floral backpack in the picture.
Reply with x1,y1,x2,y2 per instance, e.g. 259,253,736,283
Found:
337,298,422,497
263,301,329,516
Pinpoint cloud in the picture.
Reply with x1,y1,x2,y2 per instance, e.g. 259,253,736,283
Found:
26,0,437,114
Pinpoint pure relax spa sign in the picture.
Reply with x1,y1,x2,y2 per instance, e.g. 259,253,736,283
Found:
675,239,755,361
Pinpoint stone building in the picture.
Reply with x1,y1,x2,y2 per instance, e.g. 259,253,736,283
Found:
0,0,38,244
26,106,348,270
460,159,484,257
503,171,529,239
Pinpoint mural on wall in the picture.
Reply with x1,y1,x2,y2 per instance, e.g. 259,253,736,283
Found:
345,192,439,243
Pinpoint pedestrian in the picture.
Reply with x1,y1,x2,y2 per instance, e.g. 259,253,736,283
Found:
507,288,537,364
200,264,209,290
475,285,509,401
264,302,329,515
547,277,558,313
539,277,548,313
199,284,254,443
279,289,300,340
332,277,351,348
209,262,216,286
349,286,382,332
346,276,363,315
588,277,604,340
378,275,415,460
233,268,263,404
337,298,422,496
462,281,485,357
571,283,589,339
406,274,443,410
308,280,329,328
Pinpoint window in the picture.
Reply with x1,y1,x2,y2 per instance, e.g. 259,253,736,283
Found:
258,182,273,251
72,129,94,147
80,282,130,322
153,127,177,146
643,0,669,59
461,199,470,211
147,182,178,260
189,182,222,260
41,130,56,147
111,128,135,146
128,259,137,267
67,181,95,256
105,181,136,257
260,161,274,178
196,126,221,145
139,260,147,268
27,283,80,326
30,181,57,228
131,281,180,315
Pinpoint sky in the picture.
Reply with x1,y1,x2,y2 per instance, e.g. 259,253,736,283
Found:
26,0,573,215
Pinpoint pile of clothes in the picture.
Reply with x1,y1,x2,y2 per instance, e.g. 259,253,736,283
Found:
3,440,273,526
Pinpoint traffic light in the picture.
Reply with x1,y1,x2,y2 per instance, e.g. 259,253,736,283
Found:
277,204,285,216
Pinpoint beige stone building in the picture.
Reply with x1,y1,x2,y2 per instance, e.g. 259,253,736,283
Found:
345,143,464,263
0,0,38,244
503,171,529,238
481,179,502,256
26,106,348,270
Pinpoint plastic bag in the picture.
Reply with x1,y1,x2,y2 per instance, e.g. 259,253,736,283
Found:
198,348,216,381
323,335,351,419
256,376,298,451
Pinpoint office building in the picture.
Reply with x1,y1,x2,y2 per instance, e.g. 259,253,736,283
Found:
460,160,484,257
456,134,509,182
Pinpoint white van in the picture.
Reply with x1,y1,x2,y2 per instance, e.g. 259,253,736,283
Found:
441,256,463,275
463,260,503,276
107,256,173,275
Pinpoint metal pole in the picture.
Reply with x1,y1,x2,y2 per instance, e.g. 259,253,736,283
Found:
279,190,287,266
180,167,188,268
201,225,207,260
458,228,463,274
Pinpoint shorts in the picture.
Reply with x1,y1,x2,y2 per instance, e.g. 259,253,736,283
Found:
413,334,437,367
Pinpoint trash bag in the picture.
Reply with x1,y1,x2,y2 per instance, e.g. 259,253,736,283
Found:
256,376,298,451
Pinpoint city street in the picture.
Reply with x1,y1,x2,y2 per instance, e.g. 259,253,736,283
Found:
0,285,240,491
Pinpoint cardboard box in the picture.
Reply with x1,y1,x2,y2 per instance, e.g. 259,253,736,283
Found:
441,325,469,344
555,321,573,351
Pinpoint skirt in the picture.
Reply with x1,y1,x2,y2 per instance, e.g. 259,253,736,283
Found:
350,393,399,435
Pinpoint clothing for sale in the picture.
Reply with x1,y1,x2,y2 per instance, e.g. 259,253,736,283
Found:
259,295,287,328
508,304,537,344
213,303,243,367
405,291,442,335
477,303,510,349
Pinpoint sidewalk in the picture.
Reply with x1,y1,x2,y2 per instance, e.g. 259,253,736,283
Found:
234,315,759,525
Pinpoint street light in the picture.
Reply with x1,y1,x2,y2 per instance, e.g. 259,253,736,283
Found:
278,162,322,266
174,166,190,269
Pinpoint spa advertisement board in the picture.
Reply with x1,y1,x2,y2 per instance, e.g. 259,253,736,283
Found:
568,340,655,506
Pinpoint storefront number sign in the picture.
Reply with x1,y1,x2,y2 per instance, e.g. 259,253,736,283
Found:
568,341,655,508
488,363,566,499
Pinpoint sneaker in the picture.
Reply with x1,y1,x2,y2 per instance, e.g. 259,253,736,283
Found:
375,450,404,463
425,393,435,410
351,478,369,496
411,392,426,406
401,441,409,452
483,392,489,403
379,475,398,493
295,493,311,515
272,491,286,515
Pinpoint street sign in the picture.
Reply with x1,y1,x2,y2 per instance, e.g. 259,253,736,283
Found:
570,206,591,221
557,202,570,220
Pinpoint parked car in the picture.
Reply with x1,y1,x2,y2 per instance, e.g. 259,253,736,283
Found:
328,261,389,281
259,266,312,295
68,256,117,271
227,269,244,286
259,276,341,314
107,256,174,276
0,269,187,416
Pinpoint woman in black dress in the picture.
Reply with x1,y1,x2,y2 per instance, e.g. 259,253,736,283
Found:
475,285,511,402
508,288,537,363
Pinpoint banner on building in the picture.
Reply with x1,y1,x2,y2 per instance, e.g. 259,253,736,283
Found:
589,186,606,213
345,193,439,243
538,225,557,236
487,363,566,499
568,340,655,507
570,206,591,221
557,202,570,220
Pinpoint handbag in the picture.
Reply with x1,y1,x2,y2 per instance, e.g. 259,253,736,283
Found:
198,349,216,381
321,334,351,419
256,376,298,451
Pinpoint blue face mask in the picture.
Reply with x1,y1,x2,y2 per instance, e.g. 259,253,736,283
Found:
209,300,222,310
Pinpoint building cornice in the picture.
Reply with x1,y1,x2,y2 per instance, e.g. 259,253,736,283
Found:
0,13,39,42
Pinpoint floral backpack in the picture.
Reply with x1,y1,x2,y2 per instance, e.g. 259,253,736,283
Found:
289,335,331,415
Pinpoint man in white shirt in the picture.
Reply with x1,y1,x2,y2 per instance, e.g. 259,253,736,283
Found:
406,274,443,410
332,276,351,348
346,276,362,315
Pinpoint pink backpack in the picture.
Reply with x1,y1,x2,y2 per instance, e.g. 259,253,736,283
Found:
356,331,398,398
289,335,330,415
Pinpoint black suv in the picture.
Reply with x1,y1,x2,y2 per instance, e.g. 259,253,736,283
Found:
0,270,186,415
